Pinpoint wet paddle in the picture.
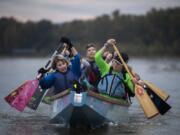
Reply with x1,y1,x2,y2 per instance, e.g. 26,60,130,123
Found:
129,63,170,114
4,41,63,111
27,42,66,110
112,44,159,119
130,69,169,102
143,80,169,101
144,84,171,115
4,79,39,112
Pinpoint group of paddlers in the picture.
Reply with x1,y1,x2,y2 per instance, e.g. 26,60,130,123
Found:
38,37,144,102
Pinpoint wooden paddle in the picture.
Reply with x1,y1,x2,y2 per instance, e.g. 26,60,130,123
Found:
130,69,169,101
143,80,169,101
129,65,170,113
144,84,171,115
112,44,159,119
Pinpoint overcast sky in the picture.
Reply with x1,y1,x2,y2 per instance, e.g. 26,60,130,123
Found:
0,0,180,23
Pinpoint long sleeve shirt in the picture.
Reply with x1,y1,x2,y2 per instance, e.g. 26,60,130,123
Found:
95,49,134,93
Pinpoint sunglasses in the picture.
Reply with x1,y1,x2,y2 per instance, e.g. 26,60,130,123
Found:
113,59,122,65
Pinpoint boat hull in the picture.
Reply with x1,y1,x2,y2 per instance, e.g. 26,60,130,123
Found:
50,91,130,128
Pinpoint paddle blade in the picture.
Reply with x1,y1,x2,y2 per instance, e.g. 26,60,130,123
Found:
144,81,169,101
146,87,171,115
5,82,27,106
135,85,159,119
42,88,54,104
27,87,46,110
5,79,39,112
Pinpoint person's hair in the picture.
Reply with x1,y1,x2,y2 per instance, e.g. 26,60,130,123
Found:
86,43,96,50
51,55,69,70
113,52,129,64
121,52,129,63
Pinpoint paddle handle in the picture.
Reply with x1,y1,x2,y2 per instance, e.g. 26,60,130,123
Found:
44,42,63,68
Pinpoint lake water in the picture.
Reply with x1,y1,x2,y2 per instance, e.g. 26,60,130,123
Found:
0,57,180,135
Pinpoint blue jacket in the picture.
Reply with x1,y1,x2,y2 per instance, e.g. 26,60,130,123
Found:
39,53,81,94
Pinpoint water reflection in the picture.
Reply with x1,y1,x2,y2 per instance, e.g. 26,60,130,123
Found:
0,57,180,135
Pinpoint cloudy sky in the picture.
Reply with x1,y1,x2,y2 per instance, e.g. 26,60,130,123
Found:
0,0,180,23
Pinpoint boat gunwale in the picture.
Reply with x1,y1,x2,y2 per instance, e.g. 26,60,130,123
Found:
87,91,131,107
50,89,70,101
50,89,131,107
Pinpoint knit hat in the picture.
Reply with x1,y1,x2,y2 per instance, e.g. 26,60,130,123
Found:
113,52,129,64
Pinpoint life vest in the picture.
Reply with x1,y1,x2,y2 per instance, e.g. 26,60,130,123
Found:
40,68,77,95
86,61,101,87
97,67,126,99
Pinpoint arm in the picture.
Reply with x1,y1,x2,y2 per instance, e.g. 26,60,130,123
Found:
123,73,135,94
60,37,81,78
71,53,81,79
39,73,55,89
71,46,78,56
95,45,110,77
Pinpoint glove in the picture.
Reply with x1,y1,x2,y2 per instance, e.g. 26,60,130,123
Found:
60,37,73,49
43,96,51,104
38,67,49,74
81,79,94,90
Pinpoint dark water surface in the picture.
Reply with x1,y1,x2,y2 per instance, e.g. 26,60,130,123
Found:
0,57,180,135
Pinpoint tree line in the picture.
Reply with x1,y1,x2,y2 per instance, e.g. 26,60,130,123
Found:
0,7,180,56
